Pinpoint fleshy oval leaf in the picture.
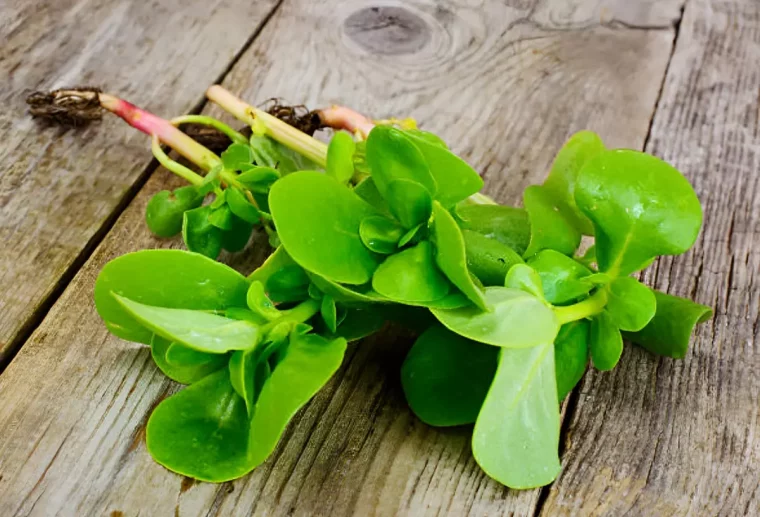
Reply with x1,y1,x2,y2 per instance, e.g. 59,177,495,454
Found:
604,277,656,332
359,215,405,255
372,241,451,304
575,149,703,276
326,131,356,184
431,286,559,348
269,171,383,285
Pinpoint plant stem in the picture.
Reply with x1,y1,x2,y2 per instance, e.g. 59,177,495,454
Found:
261,299,320,336
170,115,249,145
553,289,608,325
150,136,204,186
205,86,328,167
99,93,221,171
317,105,376,139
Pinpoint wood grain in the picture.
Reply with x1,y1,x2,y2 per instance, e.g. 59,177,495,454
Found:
0,0,687,515
0,0,281,362
541,0,760,515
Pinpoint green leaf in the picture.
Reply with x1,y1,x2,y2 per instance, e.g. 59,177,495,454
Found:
209,190,227,209
398,223,426,248
328,307,386,341
224,307,269,325
145,186,204,238
150,335,227,385
386,178,433,229
248,246,295,285
527,250,593,305
320,295,337,333
623,290,712,358
326,131,356,184
359,216,405,254
220,215,254,253
246,281,282,321
523,185,581,258
237,166,280,193
250,134,318,173
307,273,389,305
455,204,531,256
401,325,498,426
146,369,251,482
265,264,310,303
542,131,605,235
431,286,559,348
113,294,260,353
590,311,623,370
221,143,254,170
554,321,589,401
353,177,392,218
462,229,524,286
366,125,437,198
229,349,257,417
431,202,488,310
226,187,260,224
472,345,561,489
209,205,234,231
405,130,483,207
269,171,383,285
94,250,249,344
604,277,656,332
575,150,703,276
247,333,347,467
183,205,223,259
504,263,545,300
405,129,448,148
372,241,451,304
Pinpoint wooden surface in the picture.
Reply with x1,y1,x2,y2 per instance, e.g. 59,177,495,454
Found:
0,0,280,362
0,0,756,515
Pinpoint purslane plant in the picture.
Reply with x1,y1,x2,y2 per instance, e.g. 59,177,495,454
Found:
30,86,712,488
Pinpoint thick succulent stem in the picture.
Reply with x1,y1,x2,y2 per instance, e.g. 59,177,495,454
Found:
98,94,221,171
316,105,376,139
206,86,328,167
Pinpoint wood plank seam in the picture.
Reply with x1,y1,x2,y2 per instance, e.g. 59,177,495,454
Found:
0,0,287,377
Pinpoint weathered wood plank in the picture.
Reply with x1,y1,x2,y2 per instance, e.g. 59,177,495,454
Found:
0,0,281,362
541,0,760,515
0,0,684,515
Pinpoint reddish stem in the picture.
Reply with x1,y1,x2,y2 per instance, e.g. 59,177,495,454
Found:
316,105,376,138
99,94,220,171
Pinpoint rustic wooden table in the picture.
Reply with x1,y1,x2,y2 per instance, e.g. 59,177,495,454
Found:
0,0,757,515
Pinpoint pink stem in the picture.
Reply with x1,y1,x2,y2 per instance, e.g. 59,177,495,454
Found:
316,105,376,138
99,94,220,171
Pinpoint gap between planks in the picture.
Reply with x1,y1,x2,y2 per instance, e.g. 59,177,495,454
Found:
0,0,286,377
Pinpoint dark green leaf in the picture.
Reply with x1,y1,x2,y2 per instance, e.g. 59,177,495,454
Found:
431,202,488,310
183,205,223,259
623,290,712,358
455,204,531,255
353,177,392,218
554,321,589,401
209,205,234,231
250,134,318,173
401,325,498,426
221,143,253,170
229,348,256,416
398,223,426,248
590,311,623,370
320,295,337,333
145,186,204,238
237,166,280,193
462,229,524,286
386,178,433,229
220,215,254,253
265,264,310,303
226,187,260,224
246,281,282,321
150,335,227,385
372,241,451,304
